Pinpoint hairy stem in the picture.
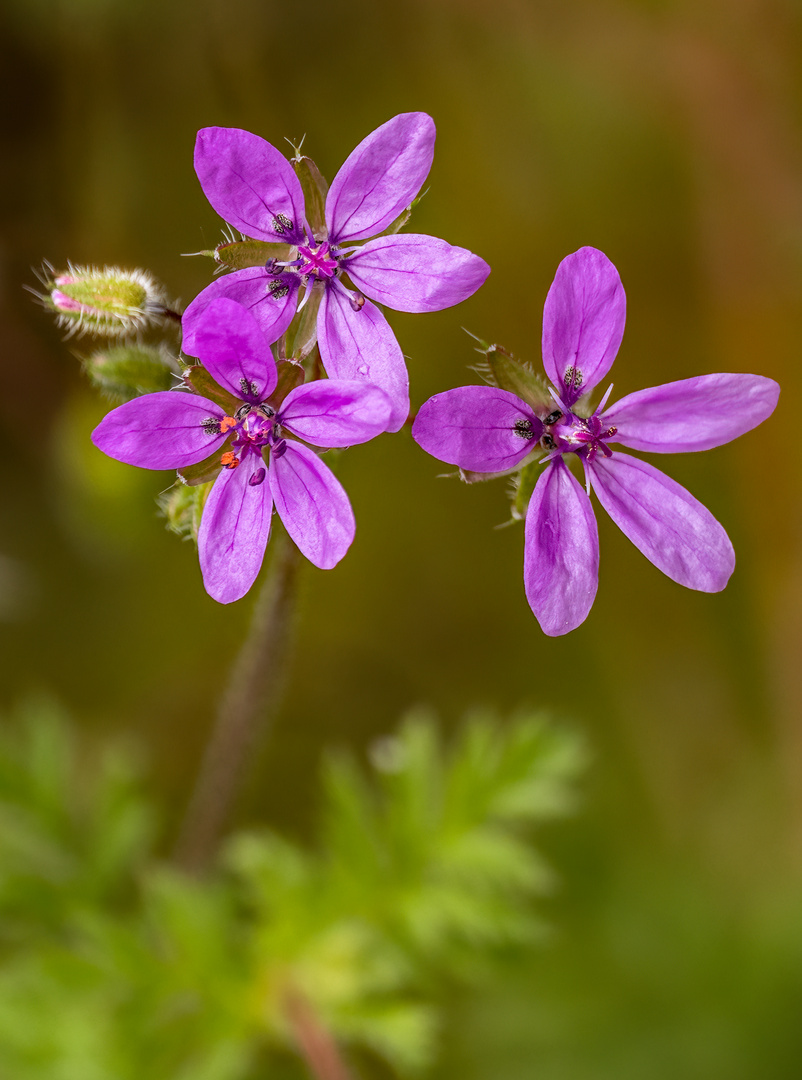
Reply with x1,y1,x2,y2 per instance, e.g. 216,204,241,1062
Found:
174,528,302,873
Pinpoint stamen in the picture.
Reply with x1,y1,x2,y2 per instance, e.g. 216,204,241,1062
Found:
201,416,223,435
548,386,570,414
249,467,266,487
221,451,240,469
296,284,312,312
220,415,237,432
544,409,563,426
595,383,615,415
330,276,365,311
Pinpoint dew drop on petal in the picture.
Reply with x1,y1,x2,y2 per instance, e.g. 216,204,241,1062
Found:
357,364,370,376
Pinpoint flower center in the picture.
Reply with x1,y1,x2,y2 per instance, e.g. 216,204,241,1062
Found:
233,405,276,449
296,240,339,280
542,412,617,462
205,404,280,474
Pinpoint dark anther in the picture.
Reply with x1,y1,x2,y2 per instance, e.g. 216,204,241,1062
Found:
513,418,535,440
349,291,365,312
271,439,288,460
272,213,293,235
235,403,252,420
249,468,267,487
605,425,617,438
544,409,562,425
542,434,555,450
258,404,276,419
201,417,222,435
268,281,290,300
264,258,280,275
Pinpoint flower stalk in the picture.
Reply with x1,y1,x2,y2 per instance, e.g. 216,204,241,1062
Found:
174,526,302,874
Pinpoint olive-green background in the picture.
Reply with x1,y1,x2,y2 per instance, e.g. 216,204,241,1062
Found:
1,1,801,1076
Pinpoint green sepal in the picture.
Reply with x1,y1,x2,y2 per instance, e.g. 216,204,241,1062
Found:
213,240,292,270
292,155,328,238
177,447,226,487
460,464,525,485
267,361,305,410
510,459,542,521
475,342,553,413
157,481,210,543
283,282,323,361
182,366,240,413
378,193,423,237
83,344,179,403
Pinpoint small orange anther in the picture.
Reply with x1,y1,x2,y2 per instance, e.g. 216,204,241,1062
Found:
221,451,240,469
220,416,237,433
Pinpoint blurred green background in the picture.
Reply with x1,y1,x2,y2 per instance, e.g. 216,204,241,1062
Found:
1,0,801,1076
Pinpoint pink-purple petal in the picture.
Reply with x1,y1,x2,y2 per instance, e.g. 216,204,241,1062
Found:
317,288,409,432
198,453,274,604
587,451,734,592
183,297,278,401
602,373,780,453
269,441,355,570
412,386,543,473
92,391,226,470
524,459,600,636
279,381,393,447
325,113,436,243
181,269,299,358
195,127,306,244
542,247,626,405
343,234,490,313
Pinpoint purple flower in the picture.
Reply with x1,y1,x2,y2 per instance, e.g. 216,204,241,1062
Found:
412,247,780,636
92,298,392,604
182,113,490,432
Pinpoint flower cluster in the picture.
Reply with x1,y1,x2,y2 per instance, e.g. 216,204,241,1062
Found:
89,113,488,602
83,113,778,627
413,247,780,635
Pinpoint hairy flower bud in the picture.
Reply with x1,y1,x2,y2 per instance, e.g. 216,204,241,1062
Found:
34,263,172,338
84,343,180,403
157,482,209,543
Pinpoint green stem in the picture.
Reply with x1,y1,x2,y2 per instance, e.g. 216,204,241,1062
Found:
174,528,302,873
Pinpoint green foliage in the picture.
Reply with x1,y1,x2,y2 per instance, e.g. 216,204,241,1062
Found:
0,697,155,944
0,701,581,1079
